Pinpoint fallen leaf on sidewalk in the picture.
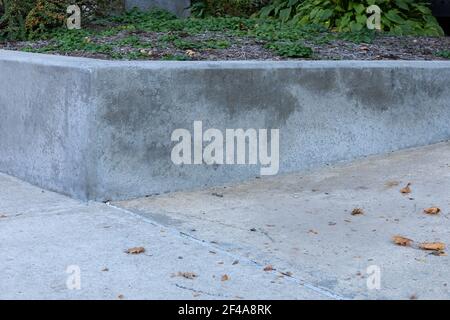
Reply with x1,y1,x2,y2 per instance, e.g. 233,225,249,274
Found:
392,235,413,246
351,208,364,216
126,247,145,255
393,236,447,256
400,183,412,194
424,207,441,215
177,272,198,280
263,265,274,272
221,274,230,281
419,242,446,251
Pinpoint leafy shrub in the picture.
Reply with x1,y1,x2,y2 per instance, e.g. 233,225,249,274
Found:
0,0,122,40
258,0,444,36
258,0,303,22
25,0,68,38
0,0,35,40
191,0,270,17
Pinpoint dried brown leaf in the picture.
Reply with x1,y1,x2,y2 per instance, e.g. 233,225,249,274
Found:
419,242,446,251
185,50,197,57
424,207,441,215
351,208,364,216
126,247,145,255
392,235,413,247
221,274,230,281
400,183,412,194
263,265,274,272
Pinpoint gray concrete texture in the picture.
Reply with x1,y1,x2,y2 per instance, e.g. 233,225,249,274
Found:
125,0,191,17
1,142,450,299
115,142,450,300
0,172,329,300
1,50,450,201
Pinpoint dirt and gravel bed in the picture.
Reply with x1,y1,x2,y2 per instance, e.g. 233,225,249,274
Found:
1,30,449,61
305,36,450,60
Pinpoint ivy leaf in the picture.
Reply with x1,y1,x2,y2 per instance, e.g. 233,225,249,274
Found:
385,10,405,25
279,7,292,22
353,3,366,15
395,0,410,11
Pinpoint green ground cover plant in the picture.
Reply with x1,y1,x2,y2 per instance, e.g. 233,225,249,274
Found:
436,50,450,59
13,9,375,59
0,2,447,61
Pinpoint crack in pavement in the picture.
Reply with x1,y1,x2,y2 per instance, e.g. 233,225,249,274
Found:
174,284,231,298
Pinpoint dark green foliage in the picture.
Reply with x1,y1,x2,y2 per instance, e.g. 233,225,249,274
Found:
265,41,313,57
258,0,444,36
191,0,269,17
0,0,122,40
6,6,446,61
436,50,450,59
14,9,313,59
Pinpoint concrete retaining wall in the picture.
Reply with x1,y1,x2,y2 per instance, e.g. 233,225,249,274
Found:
1,50,450,201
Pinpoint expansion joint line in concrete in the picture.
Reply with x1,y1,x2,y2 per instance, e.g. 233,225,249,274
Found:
107,202,348,300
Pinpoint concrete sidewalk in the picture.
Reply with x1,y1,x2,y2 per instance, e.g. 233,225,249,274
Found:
1,142,450,299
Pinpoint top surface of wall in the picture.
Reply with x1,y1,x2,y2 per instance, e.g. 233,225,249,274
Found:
2,49,450,70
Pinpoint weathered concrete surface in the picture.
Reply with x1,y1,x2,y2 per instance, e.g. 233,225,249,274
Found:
0,51,95,200
125,0,191,17
0,172,334,300
1,50,450,201
115,142,450,300
1,142,450,299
